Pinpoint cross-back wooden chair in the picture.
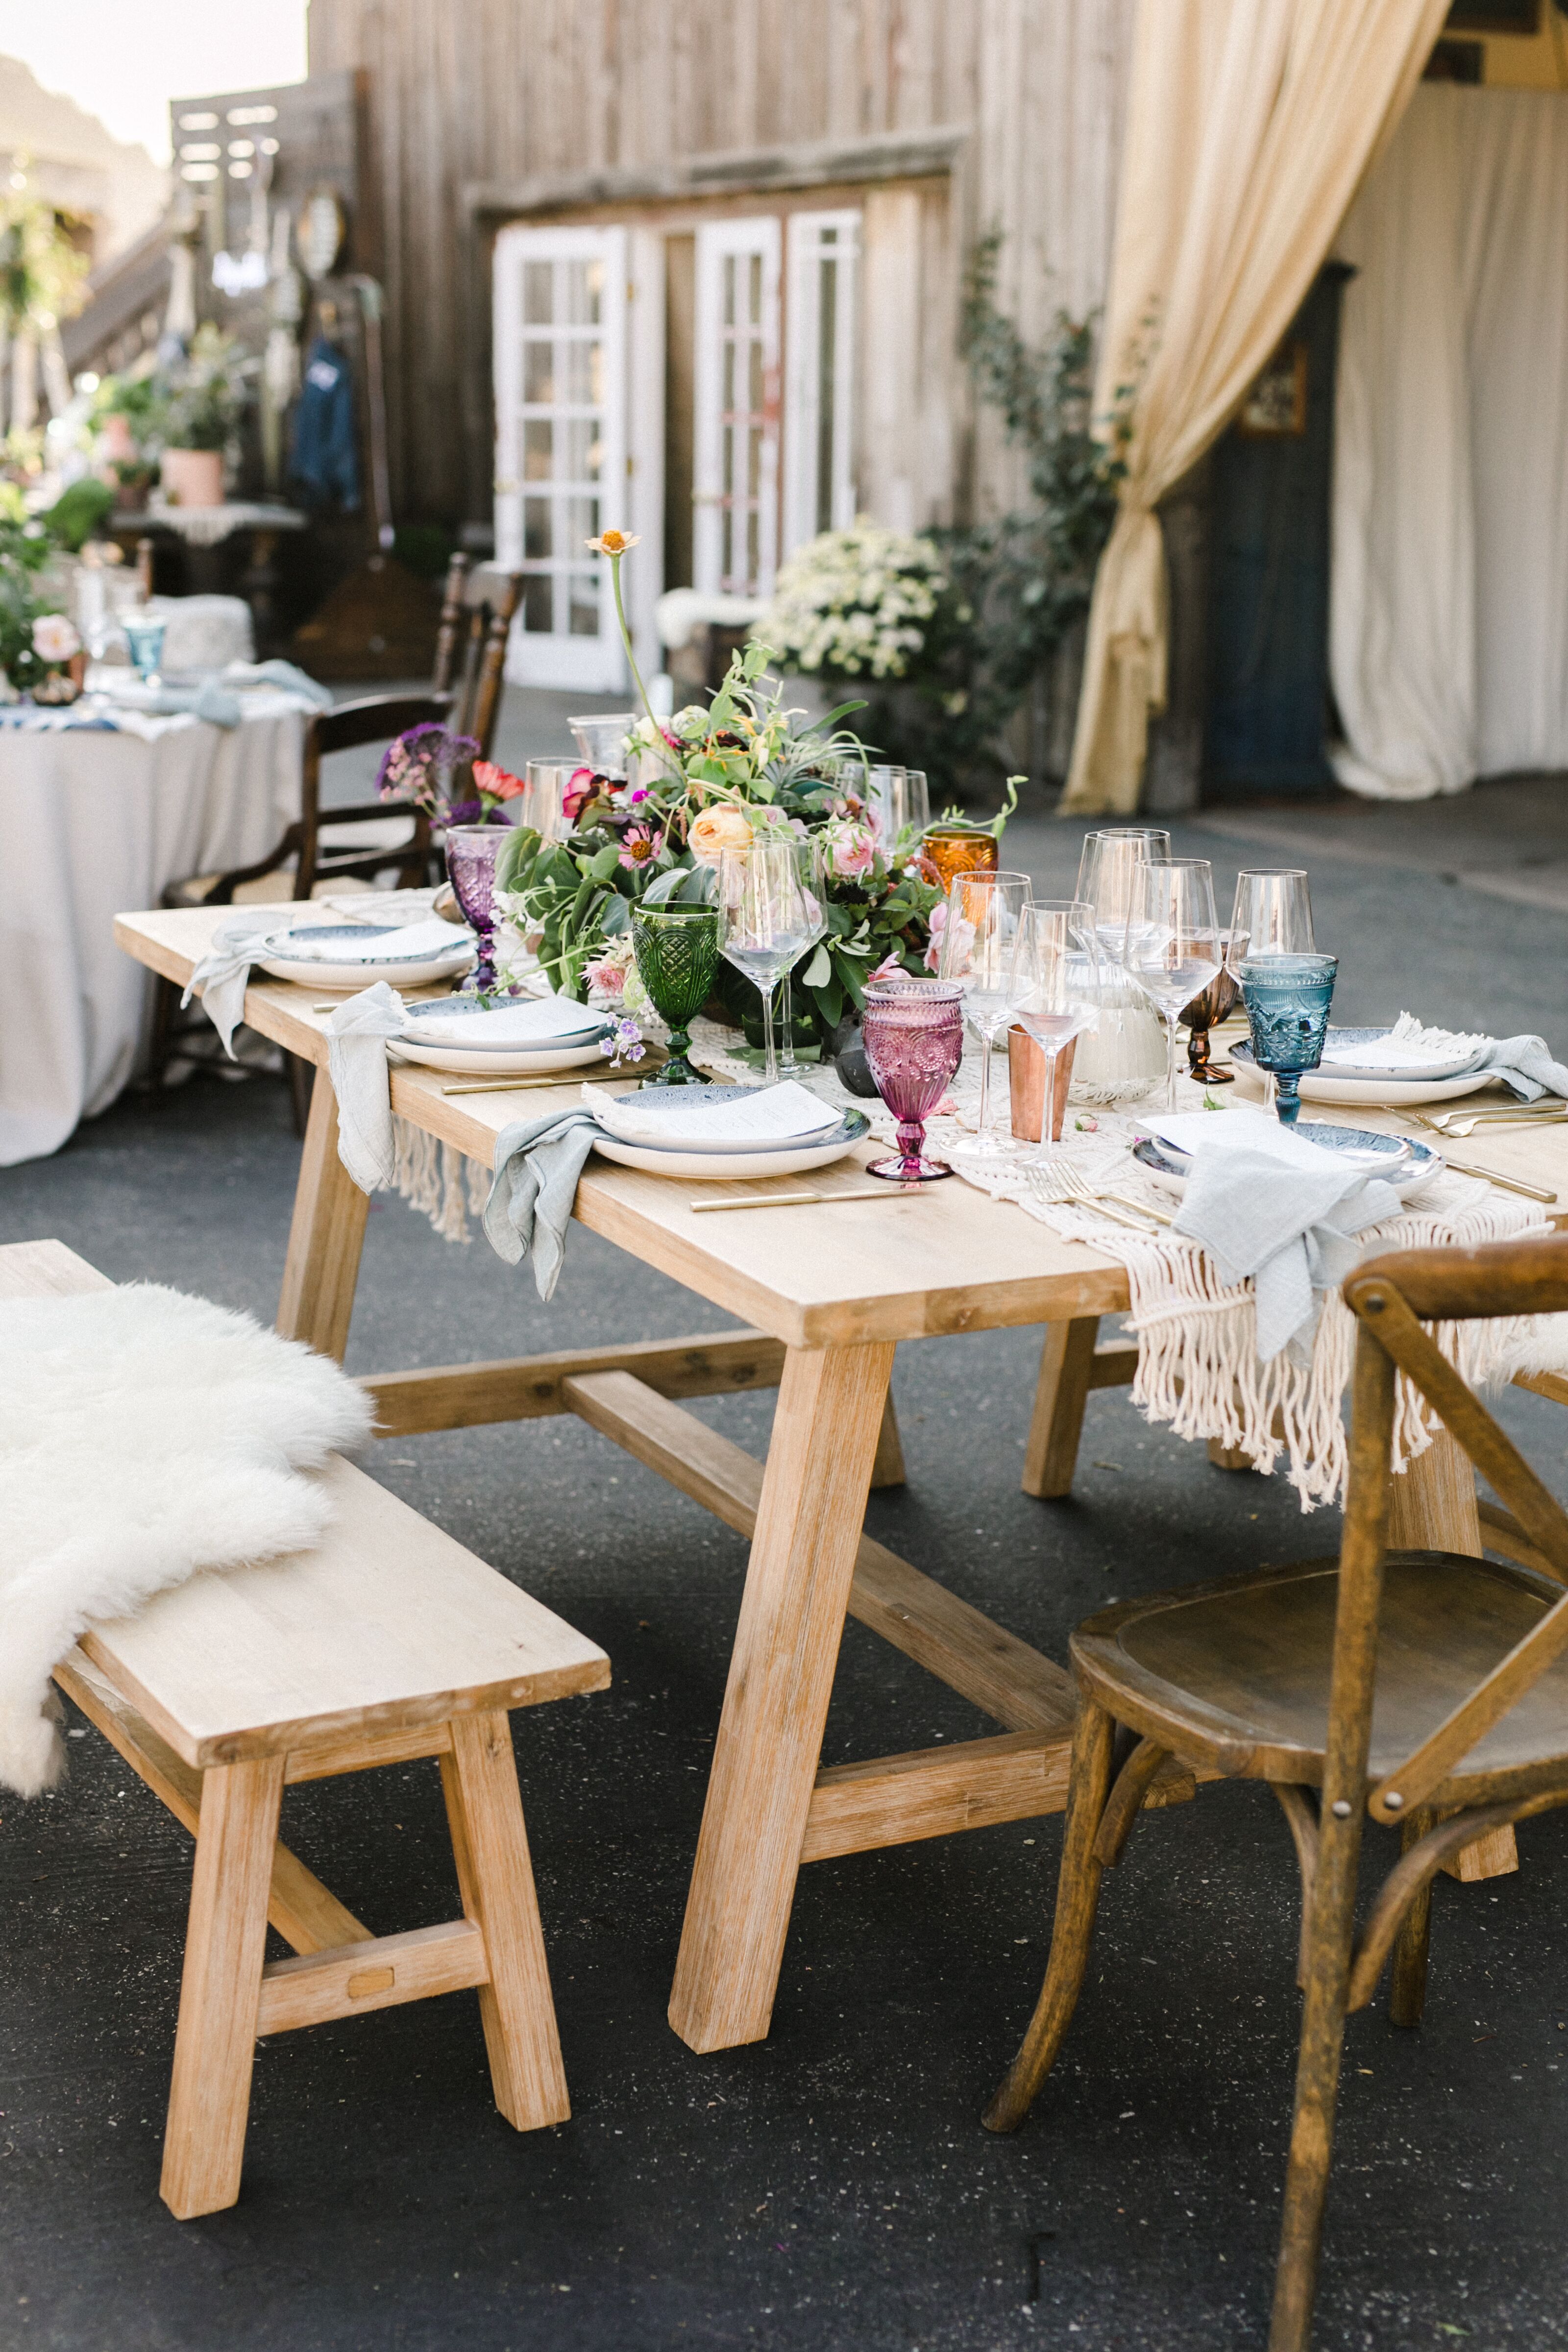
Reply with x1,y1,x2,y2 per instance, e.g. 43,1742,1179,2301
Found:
984,1232,1568,2352
431,553,524,758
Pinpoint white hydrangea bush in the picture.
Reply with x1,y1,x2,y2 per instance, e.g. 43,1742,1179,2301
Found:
756,520,944,679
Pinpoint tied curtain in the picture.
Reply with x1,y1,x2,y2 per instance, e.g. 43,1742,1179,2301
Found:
1331,86,1568,799
1060,0,1448,816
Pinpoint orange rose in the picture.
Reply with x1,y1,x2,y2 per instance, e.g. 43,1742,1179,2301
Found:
688,803,755,865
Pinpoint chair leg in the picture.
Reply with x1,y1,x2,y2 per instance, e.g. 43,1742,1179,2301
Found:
1388,1806,1436,2030
1269,1799,1366,2352
160,1757,285,2220
441,1711,570,2132
982,1697,1116,2132
870,1387,906,1489
147,975,179,1090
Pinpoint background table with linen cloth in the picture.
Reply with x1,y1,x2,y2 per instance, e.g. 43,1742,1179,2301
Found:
0,683,320,1165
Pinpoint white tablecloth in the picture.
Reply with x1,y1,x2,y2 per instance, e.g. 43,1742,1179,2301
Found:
0,692,309,1164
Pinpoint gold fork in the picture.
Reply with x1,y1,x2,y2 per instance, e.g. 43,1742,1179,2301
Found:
1026,1159,1171,1231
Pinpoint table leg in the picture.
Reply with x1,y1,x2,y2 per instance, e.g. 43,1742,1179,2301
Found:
668,1338,896,2053
1390,1428,1518,1883
276,1064,370,1362
1022,1319,1100,1498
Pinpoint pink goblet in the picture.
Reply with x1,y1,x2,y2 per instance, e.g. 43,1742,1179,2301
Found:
861,978,965,1183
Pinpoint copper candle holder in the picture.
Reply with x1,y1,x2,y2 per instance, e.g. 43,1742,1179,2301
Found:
1007,1028,1078,1142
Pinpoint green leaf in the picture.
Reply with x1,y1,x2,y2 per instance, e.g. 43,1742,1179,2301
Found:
585,843,622,884
802,943,831,988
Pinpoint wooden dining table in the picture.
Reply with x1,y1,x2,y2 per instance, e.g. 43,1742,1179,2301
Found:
114,904,1567,2054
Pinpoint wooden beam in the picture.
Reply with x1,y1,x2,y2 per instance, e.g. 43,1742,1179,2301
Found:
870,1388,906,1489
802,1733,1198,1862
362,1328,787,1436
284,1723,453,1783
462,122,969,220
1023,1320,1100,1499
1089,1343,1140,1390
53,1649,372,1957
276,1069,369,1362
562,1370,1077,1735
257,1919,487,2034
802,1731,1070,1860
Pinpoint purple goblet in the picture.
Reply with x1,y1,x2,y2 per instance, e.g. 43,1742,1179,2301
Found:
444,824,508,993
861,978,965,1183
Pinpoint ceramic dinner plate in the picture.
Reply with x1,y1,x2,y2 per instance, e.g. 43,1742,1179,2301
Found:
1228,1025,1489,1107
390,1037,612,1076
590,1108,869,1182
259,924,474,990
1133,1120,1441,1201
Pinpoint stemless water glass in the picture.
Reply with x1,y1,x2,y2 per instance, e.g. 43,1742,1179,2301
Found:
868,766,930,854
717,835,827,1087
861,978,966,1183
1075,828,1172,965
1237,954,1338,1127
1125,860,1223,1109
939,869,1032,1158
1006,902,1102,1164
1227,869,1314,971
520,760,573,844
122,614,167,688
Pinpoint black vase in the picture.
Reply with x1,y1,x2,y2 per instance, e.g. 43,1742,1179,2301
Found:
829,1010,880,1098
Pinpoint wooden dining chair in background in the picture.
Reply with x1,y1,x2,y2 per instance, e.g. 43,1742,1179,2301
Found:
149,557,523,1111
984,1232,1568,2352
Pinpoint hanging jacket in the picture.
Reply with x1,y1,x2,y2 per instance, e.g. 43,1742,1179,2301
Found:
289,335,360,511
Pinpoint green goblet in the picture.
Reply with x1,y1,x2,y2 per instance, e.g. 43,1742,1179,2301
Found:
631,904,721,1087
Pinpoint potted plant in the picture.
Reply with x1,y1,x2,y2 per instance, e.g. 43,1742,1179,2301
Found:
156,325,249,508
94,372,163,511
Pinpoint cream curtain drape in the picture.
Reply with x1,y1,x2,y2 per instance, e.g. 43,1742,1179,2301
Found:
1059,0,1448,815
1331,87,1568,799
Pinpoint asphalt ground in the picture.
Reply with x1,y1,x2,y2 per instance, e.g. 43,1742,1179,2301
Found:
1,752,1566,2352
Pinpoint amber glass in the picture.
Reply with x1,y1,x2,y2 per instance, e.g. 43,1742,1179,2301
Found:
921,827,1000,893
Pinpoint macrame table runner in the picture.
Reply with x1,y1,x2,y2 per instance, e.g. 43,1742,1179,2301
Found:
386,1019,1554,1512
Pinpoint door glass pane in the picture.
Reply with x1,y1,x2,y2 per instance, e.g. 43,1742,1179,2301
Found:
523,498,553,559
524,342,555,404
568,574,599,635
524,419,553,480
723,256,736,329
566,341,601,405
564,418,601,480
565,494,598,552
565,260,602,325
523,262,553,324
521,573,553,633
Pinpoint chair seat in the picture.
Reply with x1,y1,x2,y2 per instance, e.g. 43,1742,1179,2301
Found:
1073,1551,1568,1792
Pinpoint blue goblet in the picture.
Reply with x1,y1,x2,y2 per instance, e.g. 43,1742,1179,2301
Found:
1237,954,1338,1126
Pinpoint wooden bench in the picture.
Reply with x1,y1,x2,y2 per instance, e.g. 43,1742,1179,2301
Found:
1,1239,610,2220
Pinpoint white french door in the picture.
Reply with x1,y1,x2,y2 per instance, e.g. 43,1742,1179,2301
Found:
782,209,860,556
493,223,628,690
693,218,781,598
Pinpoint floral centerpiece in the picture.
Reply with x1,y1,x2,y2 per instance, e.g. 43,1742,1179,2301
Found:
485,528,1019,1048
375,726,525,826
0,489,81,699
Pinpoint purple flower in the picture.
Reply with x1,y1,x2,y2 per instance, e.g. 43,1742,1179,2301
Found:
377,723,482,808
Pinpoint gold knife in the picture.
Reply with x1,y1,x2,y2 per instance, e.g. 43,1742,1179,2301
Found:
1443,1157,1558,1204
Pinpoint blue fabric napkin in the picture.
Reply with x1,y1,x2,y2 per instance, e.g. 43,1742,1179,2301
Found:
482,1108,601,1300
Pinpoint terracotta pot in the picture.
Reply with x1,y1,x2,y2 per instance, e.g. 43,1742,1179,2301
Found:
1007,1025,1078,1143
160,448,225,508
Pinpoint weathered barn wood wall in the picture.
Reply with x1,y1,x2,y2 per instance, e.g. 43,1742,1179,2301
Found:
306,0,1135,531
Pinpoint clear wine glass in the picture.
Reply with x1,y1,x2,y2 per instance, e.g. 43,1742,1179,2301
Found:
1227,870,1314,1111
1006,901,1102,1165
1226,869,1314,971
717,836,827,1087
1075,828,1172,966
776,833,828,1075
938,868,1032,1157
1125,860,1223,1110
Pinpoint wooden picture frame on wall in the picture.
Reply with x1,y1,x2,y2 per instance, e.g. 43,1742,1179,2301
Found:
1236,342,1309,439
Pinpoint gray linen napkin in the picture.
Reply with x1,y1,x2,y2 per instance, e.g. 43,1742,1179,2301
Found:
1463,1034,1568,1103
483,1108,600,1300
1173,1144,1400,1364
179,911,278,1053
325,984,407,1190
219,658,336,710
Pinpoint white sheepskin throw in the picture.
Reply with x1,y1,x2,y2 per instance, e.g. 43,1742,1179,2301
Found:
0,1284,375,1798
